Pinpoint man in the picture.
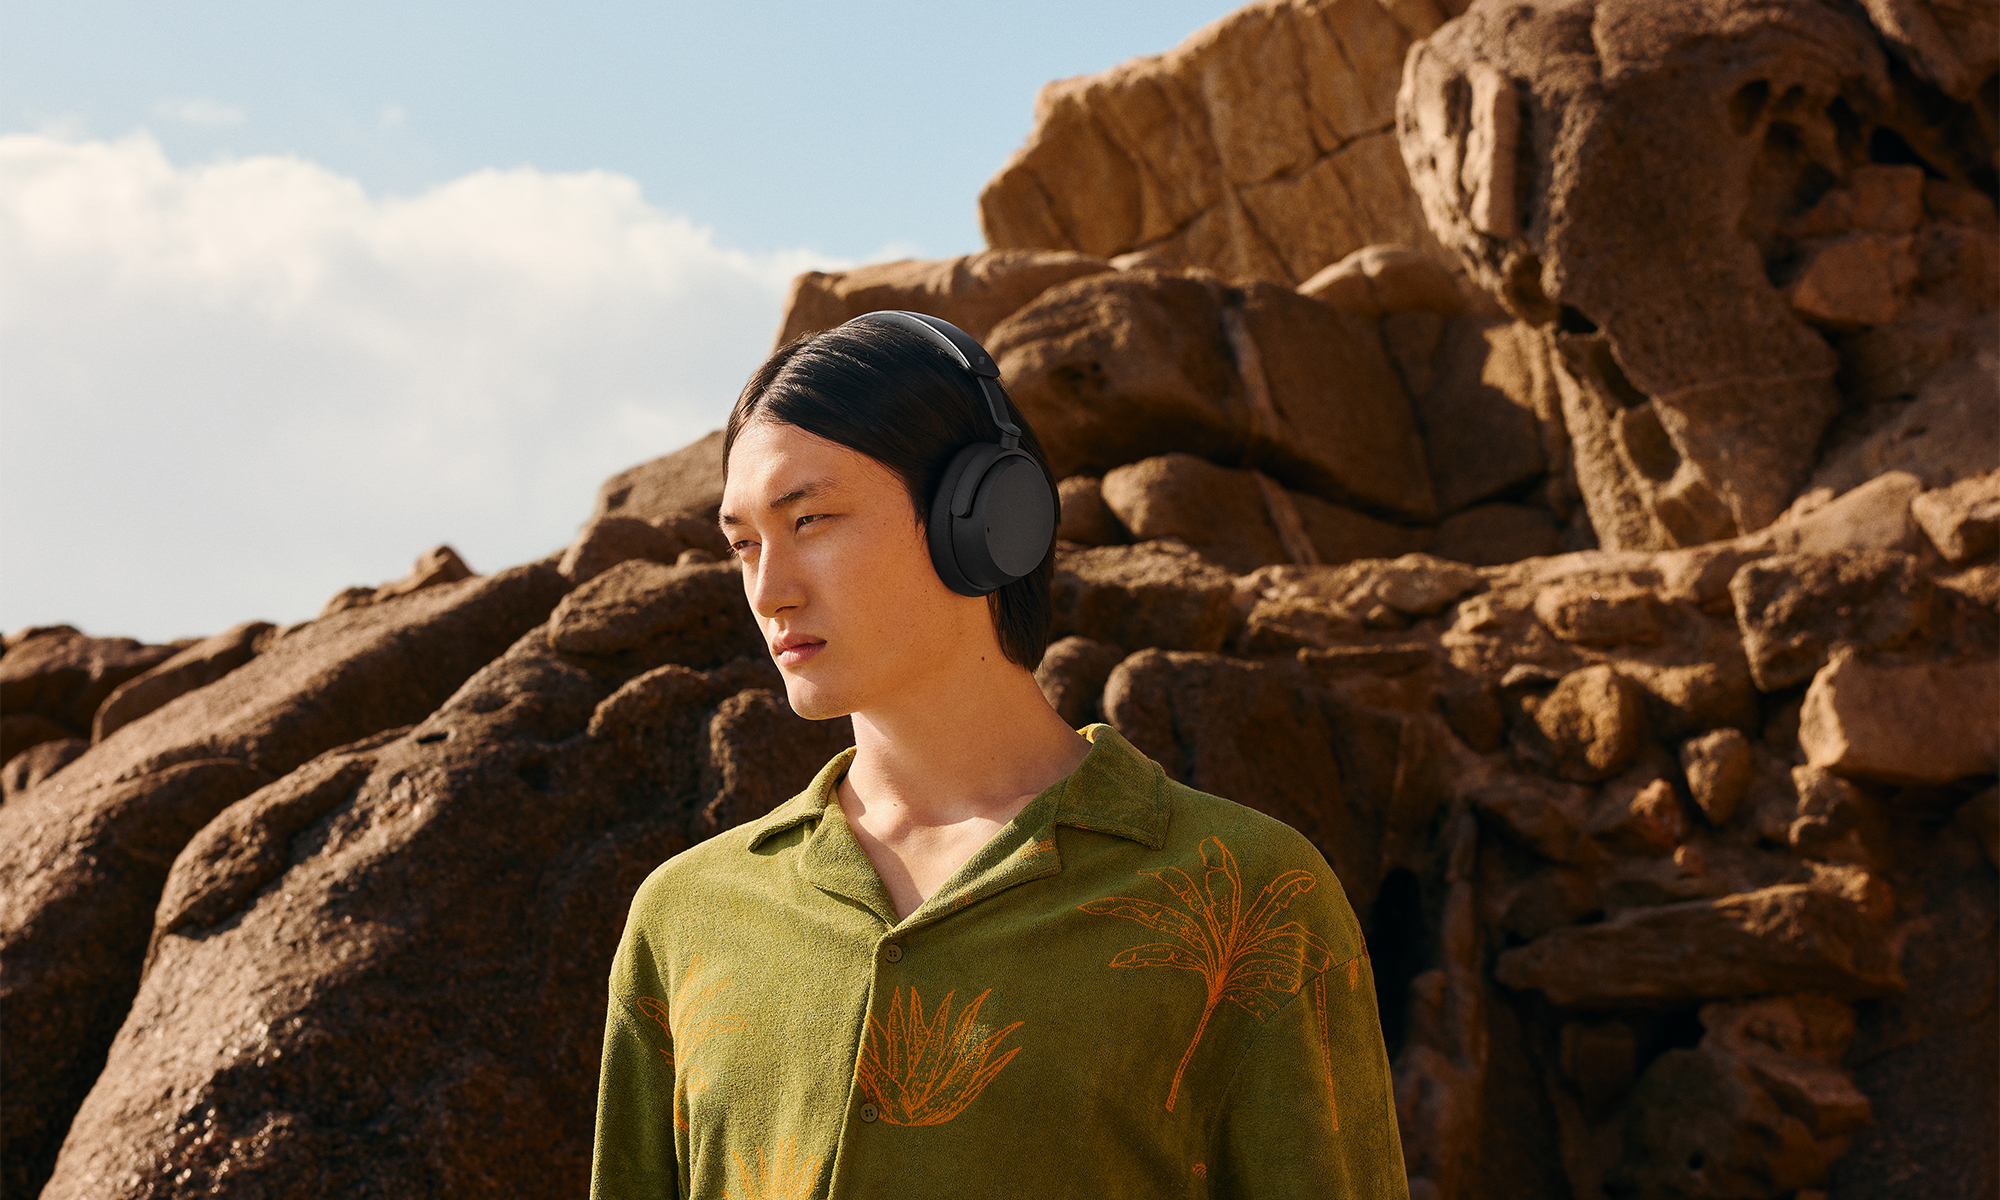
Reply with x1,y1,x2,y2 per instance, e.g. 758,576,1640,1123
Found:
591,313,1406,1198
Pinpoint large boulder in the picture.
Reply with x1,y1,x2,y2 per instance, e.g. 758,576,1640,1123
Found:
589,430,727,529
0,564,569,1200
1100,453,1427,573
1400,0,1901,543
772,249,1111,347
41,592,848,1198
990,271,1437,518
980,0,1458,284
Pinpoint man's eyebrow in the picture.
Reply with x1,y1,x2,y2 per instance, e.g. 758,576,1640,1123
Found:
717,478,839,530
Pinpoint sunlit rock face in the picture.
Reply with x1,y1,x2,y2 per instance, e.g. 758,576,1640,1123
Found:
7,0,1996,1196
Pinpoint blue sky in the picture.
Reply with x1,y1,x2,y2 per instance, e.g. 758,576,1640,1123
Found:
0,1,1234,642
3,1,1233,258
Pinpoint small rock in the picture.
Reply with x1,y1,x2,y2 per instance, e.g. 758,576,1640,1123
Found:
1532,586,1664,646
1681,728,1754,826
558,515,689,586
1051,542,1237,653
1627,778,1689,852
319,545,475,617
1369,554,1484,616
1730,550,1933,691
376,545,474,602
1530,665,1647,782
1911,471,2000,565
1789,764,1889,865
1055,476,1126,546
1034,636,1127,728
1799,652,2000,785
1494,883,1904,1006
1787,232,1919,329
1101,454,1292,572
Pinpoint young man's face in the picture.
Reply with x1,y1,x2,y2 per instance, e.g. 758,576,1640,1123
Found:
719,417,998,721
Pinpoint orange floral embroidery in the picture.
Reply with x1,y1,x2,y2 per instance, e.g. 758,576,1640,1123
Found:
637,956,746,1129
1080,835,1333,1110
724,1138,823,1200
856,986,1023,1125
1021,837,1057,859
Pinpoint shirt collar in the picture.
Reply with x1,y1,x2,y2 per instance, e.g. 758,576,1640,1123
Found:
742,724,1167,851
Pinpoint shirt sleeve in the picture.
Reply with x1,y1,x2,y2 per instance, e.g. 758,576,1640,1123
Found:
590,991,681,1200
1212,950,1410,1199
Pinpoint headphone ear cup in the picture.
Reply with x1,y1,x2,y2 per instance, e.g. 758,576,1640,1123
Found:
927,443,1057,597
927,443,990,597
954,452,1056,589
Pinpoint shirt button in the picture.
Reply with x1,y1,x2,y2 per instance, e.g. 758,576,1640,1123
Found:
883,944,903,963
859,1103,879,1123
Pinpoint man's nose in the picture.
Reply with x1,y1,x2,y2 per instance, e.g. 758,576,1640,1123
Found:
749,540,805,618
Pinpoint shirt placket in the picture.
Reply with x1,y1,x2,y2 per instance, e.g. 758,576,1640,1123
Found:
801,795,1070,1195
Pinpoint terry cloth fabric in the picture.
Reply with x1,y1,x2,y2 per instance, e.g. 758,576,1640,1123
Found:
591,724,1408,1200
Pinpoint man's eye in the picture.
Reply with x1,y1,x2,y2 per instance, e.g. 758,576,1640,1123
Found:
728,540,757,558
796,514,827,530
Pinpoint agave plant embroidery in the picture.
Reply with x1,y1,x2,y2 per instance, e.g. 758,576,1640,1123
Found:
856,986,1023,1126
1081,835,1334,1111
637,955,747,1127
724,1138,823,1200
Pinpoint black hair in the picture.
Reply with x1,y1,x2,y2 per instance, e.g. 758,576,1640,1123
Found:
723,319,1058,670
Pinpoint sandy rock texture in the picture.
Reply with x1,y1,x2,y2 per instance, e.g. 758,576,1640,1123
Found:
979,0,1468,284
5,0,1994,1197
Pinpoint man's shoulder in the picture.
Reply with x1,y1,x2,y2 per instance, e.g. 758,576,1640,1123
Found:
1148,775,1367,958
1158,776,1327,870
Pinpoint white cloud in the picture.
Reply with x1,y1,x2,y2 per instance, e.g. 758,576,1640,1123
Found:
0,131,849,642
152,97,248,127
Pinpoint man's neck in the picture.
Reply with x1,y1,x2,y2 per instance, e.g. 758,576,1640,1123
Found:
838,658,1090,919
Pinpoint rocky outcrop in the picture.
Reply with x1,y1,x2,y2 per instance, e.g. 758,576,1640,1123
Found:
979,0,1465,284
0,566,567,1198
13,0,1997,1197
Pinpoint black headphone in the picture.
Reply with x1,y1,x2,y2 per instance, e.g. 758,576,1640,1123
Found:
842,310,1057,598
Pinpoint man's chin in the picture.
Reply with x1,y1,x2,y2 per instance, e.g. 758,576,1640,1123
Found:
781,678,851,723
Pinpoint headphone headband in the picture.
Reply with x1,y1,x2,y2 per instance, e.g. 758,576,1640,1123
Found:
845,310,1022,450
832,309,1055,598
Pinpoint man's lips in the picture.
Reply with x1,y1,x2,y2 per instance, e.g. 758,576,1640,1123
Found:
772,635,826,665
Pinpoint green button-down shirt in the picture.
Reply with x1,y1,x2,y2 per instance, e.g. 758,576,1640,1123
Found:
591,725,1407,1199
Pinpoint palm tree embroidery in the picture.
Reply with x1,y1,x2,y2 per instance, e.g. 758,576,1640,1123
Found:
856,986,1023,1126
725,1138,823,1200
1080,835,1334,1111
637,955,747,1129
